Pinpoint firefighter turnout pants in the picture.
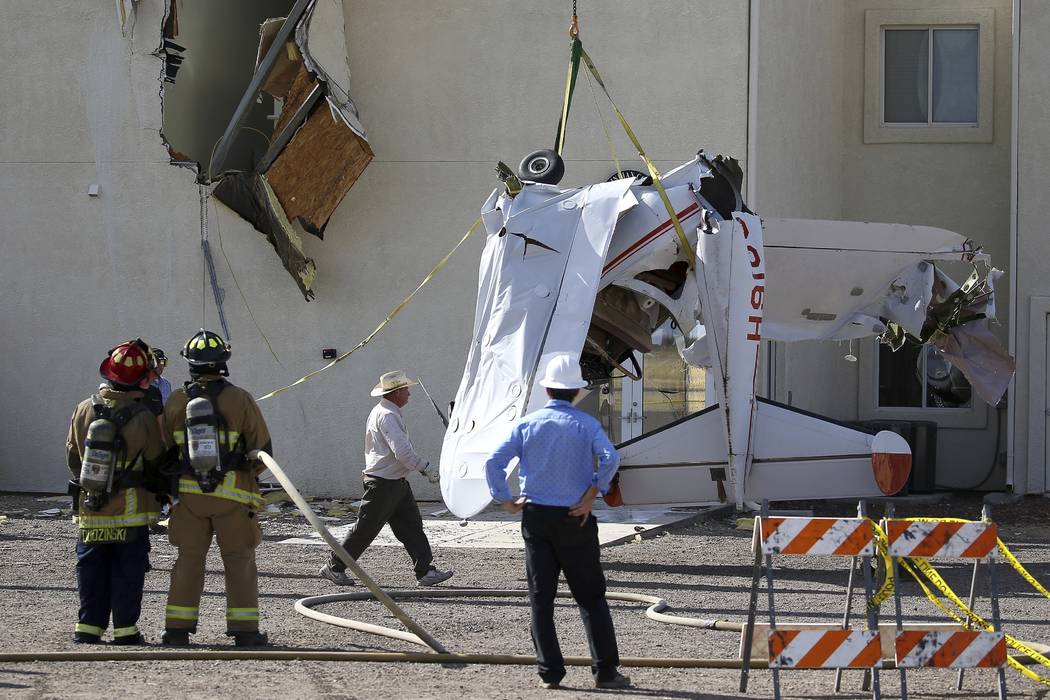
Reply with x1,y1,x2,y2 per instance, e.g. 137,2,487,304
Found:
165,493,262,633
75,526,150,641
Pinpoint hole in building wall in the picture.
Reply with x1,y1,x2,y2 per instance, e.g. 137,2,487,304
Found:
161,0,296,176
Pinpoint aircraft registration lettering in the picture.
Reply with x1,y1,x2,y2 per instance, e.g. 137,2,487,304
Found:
741,217,765,341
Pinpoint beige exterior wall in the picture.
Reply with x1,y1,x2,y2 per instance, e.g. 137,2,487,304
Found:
842,0,1013,490
751,1,856,420
753,0,1014,490
0,0,749,495
1,0,1028,497
1015,0,1050,494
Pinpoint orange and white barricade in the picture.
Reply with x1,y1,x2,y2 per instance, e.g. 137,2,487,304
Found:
741,501,883,700
883,505,1007,700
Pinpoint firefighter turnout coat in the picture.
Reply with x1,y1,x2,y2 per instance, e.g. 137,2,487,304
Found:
162,375,272,634
66,386,166,537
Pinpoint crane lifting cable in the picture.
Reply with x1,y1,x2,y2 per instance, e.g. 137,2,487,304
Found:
547,4,696,266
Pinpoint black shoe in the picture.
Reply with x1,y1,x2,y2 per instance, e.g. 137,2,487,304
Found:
161,630,190,646
595,673,632,689
73,632,102,644
233,631,269,647
112,632,145,646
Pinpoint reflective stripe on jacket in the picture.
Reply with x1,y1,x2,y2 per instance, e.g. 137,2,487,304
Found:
66,387,165,531
164,377,272,509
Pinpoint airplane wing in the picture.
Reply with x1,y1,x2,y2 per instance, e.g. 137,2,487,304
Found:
760,217,985,342
439,178,638,519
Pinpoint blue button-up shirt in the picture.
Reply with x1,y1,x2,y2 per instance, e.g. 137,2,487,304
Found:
485,400,620,507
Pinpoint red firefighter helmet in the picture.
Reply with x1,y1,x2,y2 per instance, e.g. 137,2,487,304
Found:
99,339,155,386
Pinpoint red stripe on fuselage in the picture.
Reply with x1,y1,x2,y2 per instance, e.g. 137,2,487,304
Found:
601,203,700,275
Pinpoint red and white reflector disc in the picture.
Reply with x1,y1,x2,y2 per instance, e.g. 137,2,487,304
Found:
871,430,911,495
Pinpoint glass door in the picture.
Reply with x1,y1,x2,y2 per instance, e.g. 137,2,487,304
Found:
593,321,706,442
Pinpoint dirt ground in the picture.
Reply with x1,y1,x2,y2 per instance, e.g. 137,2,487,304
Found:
1,491,1049,699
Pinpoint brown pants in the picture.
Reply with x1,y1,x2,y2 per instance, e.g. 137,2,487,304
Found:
165,493,261,633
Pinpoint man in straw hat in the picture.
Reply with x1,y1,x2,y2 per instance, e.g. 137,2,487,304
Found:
484,354,630,690
319,370,454,587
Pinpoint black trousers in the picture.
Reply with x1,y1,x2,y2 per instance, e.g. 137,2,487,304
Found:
331,476,433,578
521,504,620,683
75,526,151,639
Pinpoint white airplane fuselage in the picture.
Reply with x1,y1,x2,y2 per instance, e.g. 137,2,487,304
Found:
439,153,1002,518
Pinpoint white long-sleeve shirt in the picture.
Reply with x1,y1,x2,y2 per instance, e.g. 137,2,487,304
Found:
363,399,429,479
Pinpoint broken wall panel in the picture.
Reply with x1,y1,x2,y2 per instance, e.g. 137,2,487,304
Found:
295,0,366,138
271,63,317,135
256,17,301,99
207,0,372,293
265,96,374,238
214,172,317,300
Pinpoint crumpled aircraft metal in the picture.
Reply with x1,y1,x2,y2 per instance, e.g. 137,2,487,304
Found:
440,152,1012,518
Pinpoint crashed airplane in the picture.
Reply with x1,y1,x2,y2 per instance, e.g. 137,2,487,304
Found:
439,150,1014,518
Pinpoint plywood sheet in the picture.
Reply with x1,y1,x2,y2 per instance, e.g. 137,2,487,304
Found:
266,95,374,237
257,17,302,99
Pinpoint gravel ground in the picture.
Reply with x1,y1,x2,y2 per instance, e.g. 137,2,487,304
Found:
1,492,1049,699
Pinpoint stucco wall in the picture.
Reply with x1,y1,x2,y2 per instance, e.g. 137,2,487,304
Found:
1016,0,1050,493
836,0,1013,490
746,0,1012,490
750,1,858,420
0,0,749,495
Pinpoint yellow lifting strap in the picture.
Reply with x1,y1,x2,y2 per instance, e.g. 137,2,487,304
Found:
576,45,697,267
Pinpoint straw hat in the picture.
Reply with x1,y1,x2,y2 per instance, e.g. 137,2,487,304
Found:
539,354,587,390
371,370,419,397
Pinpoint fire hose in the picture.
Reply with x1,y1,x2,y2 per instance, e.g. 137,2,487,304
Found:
1,451,1046,676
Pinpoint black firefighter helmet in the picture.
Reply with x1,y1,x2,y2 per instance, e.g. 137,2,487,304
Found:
181,329,231,375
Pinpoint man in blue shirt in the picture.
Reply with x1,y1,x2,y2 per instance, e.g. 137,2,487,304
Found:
485,355,630,691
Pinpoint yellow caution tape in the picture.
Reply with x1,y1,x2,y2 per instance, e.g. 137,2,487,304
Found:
867,519,895,610
862,514,1050,685
886,516,1050,603
999,539,1050,600
898,555,1050,686
257,218,482,401
578,46,697,267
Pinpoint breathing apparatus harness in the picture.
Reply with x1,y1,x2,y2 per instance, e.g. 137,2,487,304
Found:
179,378,249,494
75,396,150,512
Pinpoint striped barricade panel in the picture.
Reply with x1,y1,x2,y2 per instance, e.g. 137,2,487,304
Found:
768,630,883,669
895,631,1007,668
759,517,875,556
885,520,998,560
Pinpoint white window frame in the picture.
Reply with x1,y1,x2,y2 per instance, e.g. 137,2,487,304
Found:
858,339,987,429
880,26,979,127
864,9,995,144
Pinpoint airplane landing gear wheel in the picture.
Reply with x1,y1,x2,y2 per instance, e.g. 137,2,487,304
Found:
518,149,565,185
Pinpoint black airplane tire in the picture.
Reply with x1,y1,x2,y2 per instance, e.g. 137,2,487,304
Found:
518,149,565,185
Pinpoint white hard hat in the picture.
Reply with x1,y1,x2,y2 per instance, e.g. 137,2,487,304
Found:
538,354,587,390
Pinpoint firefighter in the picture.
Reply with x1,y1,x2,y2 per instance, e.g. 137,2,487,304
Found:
160,330,272,647
66,339,166,644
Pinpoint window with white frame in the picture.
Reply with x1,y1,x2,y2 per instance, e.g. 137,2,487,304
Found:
883,27,979,126
864,9,994,144
876,341,972,410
